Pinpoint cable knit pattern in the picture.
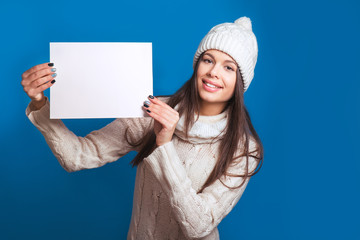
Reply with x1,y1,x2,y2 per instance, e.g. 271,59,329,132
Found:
26,98,258,240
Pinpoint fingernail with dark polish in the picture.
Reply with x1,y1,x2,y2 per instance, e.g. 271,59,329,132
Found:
48,63,54,67
143,104,149,108
51,80,56,84
148,95,154,99
146,110,151,113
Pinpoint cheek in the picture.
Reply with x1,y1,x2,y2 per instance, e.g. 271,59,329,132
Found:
196,63,207,77
225,74,237,92
196,67,207,85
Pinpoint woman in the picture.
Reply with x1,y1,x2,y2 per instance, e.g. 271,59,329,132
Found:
21,17,264,239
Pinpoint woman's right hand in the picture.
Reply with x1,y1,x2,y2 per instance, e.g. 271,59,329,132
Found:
21,62,57,110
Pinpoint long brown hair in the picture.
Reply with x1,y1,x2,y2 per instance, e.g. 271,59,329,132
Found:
128,53,264,193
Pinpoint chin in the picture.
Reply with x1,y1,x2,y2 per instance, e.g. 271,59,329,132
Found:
199,91,222,104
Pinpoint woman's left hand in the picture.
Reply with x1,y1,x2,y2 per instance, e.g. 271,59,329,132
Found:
143,96,179,146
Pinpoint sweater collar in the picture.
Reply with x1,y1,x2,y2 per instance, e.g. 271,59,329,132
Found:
174,110,228,144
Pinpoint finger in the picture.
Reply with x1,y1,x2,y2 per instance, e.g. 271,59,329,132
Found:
144,108,179,132
29,74,56,88
22,67,56,87
145,102,178,122
26,67,57,84
144,96,179,121
28,79,56,98
148,95,170,108
144,106,175,129
22,62,54,79
147,95,178,114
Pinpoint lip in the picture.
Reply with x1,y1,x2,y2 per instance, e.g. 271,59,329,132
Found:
202,78,223,88
202,78,222,93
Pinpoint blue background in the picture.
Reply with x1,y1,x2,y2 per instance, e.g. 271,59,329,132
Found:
1,0,359,239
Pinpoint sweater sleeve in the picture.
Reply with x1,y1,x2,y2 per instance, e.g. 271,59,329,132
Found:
26,98,152,172
143,141,258,239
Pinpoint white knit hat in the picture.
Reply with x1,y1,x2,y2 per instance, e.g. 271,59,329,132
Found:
193,17,258,92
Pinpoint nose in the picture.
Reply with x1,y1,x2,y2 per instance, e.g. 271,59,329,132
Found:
208,64,220,79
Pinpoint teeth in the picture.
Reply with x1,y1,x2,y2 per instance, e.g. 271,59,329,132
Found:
205,82,219,88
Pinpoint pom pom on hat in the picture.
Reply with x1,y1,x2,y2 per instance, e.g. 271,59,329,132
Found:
235,16,252,30
193,17,258,92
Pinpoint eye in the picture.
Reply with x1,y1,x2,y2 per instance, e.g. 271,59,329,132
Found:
225,66,234,71
203,58,213,64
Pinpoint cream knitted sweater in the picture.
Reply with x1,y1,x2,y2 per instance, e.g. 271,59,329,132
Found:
26,99,258,240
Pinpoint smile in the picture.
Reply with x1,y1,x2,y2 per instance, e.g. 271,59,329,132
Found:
202,79,223,92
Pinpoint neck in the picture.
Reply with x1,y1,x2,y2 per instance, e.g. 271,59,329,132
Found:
199,101,226,116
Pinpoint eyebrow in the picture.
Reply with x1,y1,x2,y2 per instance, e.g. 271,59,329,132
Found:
204,53,237,66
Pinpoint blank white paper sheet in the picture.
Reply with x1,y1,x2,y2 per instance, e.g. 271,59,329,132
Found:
50,42,153,119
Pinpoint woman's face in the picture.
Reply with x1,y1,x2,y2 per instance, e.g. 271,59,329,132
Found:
196,49,238,115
